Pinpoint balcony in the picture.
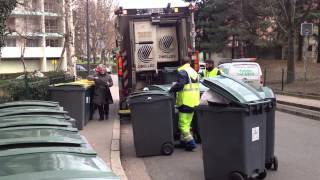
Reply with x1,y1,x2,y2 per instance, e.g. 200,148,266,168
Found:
1,47,64,58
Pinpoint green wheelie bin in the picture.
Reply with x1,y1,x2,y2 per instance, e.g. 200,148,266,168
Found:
0,147,119,179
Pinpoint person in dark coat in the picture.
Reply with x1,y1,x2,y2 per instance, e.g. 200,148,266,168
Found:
87,64,113,120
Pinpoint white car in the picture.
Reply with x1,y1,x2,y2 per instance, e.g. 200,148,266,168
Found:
218,58,263,90
198,62,206,75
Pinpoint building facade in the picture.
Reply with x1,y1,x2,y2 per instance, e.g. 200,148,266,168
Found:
0,0,69,74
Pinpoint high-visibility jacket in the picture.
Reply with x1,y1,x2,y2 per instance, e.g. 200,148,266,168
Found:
203,68,219,78
176,64,200,108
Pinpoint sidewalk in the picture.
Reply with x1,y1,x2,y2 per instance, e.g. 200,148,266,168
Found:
276,94,320,111
79,75,127,179
276,94,320,120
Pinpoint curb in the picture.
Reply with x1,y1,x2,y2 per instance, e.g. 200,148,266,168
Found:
111,118,128,180
277,100,320,112
275,91,320,100
277,103,320,121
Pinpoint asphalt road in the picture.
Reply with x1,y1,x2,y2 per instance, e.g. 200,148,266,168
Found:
121,111,320,180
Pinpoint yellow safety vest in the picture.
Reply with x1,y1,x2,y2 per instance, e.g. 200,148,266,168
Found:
203,68,219,78
176,64,200,108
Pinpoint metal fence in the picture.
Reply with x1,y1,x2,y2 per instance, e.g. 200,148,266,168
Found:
263,66,320,96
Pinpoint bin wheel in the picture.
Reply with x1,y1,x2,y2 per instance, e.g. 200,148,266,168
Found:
265,162,272,170
272,156,278,171
257,169,267,180
228,172,244,180
161,143,174,155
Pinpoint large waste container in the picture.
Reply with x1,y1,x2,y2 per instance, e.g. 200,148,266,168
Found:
259,86,278,171
0,126,85,149
196,75,270,180
0,114,76,128
147,84,208,143
0,147,119,179
49,81,93,130
128,91,174,157
0,100,60,109
162,67,178,84
0,116,72,129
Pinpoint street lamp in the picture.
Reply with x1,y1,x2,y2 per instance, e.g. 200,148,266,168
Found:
86,0,90,75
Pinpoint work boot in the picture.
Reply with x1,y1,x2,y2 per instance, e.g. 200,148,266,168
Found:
185,139,196,151
174,141,186,149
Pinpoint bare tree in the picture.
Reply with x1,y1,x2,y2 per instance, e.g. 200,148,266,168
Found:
73,0,115,64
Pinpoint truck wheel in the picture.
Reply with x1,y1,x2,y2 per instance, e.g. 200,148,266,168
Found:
228,172,244,180
161,143,174,155
272,156,278,171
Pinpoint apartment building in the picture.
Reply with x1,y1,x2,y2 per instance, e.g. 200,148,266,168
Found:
0,0,69,74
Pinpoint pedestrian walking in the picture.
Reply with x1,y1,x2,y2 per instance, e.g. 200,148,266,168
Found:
169,56,200,151
87,64,113,120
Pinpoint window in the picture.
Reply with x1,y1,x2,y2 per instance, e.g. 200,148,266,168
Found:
46,39,60,47
6,18,15,31
26,38,40,47
45,19,59,33
4,39,16,47
44,0,61,13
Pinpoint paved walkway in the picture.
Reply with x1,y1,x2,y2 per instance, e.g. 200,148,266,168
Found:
276,94,320,109
80,75,119,167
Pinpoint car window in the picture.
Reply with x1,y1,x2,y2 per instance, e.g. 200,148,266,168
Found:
230,64,260,76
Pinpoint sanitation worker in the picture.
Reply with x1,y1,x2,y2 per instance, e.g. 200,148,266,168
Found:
169,56,200,151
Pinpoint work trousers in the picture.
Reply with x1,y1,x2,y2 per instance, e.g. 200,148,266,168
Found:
179,112,194,142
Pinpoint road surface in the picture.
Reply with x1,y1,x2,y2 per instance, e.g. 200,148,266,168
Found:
121,111,320,180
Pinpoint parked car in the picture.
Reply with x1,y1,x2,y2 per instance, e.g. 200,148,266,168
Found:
218,58,263,90
76,64,88,72
198,62,206,75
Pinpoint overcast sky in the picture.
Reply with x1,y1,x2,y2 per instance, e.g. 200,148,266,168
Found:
115,0,189,9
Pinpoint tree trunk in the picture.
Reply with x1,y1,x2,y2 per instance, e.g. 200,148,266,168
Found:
65,0,76,76
232,35,235,59
317,21,320,63
287,29,295,83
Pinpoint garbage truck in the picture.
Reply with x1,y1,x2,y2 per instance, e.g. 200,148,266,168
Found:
114,5,198,111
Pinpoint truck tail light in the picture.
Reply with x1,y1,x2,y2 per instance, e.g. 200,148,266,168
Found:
117,54,123,77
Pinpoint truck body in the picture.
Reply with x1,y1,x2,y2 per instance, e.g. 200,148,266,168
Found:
115,7,193,110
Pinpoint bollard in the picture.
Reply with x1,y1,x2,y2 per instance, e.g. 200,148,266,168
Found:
281,68,284,91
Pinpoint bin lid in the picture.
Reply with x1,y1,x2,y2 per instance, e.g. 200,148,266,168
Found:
147,83,209,94
0,117,72,129
0,147,119,180
0,126,83,148
259,86,275,99
0,109,68,118
0,106,61,113
0,101,59,109
0,114,70,120
202,75,263,104
50,80,94,90
128,90,173,104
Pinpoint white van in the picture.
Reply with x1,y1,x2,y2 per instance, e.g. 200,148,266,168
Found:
218,58,263,90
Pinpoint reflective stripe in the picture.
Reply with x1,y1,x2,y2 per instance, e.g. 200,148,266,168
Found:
204,68,219,78
176,64,200,108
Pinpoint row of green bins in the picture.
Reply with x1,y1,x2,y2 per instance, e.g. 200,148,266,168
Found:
0,147,119,180
0,100,119,180
197,75,272,180
49,81,94,130
128,91,175,157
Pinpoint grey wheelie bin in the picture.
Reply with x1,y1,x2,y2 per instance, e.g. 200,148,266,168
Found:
49,83,93,130
0,147,119,180
147,84,208,143
128,91,174,157
0,100,61,109
196,75,271,180
259,86,278,171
